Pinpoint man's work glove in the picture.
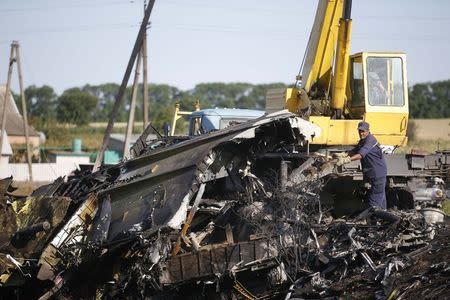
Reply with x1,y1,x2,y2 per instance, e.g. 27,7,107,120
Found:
333,152,348,158
336,156,352,166
363,182,372,190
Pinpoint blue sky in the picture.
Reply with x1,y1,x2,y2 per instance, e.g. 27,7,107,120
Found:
1,0,449,94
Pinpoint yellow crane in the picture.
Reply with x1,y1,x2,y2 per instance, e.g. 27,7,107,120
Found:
266,0,408,150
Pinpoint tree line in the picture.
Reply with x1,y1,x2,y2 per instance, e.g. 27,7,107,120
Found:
17,82,286,130
15,79,450,131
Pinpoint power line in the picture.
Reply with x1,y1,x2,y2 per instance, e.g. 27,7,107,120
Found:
2,21,450,43
0,0,135,13
3,22,139,36
162,0,315,16
1,0,449,22
160,0,450,21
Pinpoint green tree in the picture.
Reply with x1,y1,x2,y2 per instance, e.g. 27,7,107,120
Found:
56,88,98,125
82,83,121,121
24,85,57,125
409,80,450,118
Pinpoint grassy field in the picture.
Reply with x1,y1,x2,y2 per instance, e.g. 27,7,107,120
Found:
411,118,450,140
396,118,450,154
42,125,146,151
40,118,450,153
397,138,450,154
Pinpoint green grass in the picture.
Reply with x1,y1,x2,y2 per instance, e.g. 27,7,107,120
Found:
40,128,450,154
44,127,105,151
42,125,144,151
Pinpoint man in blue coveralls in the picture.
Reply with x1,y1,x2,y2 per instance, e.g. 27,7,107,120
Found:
335,121,387,209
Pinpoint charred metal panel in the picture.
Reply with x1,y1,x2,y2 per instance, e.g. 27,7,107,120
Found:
159,239,274,285
106,167,197,241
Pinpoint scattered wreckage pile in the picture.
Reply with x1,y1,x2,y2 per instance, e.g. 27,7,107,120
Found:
0,112,449,299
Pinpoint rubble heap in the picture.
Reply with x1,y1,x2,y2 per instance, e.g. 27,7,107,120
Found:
0,112,448,299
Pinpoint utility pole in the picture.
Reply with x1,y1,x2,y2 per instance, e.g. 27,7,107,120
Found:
142,0,150,129
15,42,33,181
93,0,156,171
0,45,14,161
123,51,142,158
122,1,151,159
0,41,33,181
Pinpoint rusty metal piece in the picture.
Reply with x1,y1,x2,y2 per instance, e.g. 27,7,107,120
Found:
161,239,275,285
172,183,206,256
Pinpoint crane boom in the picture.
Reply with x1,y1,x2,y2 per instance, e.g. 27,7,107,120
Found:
301,0,344,94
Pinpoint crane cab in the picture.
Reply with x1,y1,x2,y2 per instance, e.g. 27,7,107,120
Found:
264,0,409,149
347,52,409,148
301,52,408,149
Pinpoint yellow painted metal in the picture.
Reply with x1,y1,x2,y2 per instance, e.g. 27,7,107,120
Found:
363,111,409,147
302,0,344,93
309,116,407,146
171,101,201,136
365,112,408,136
309,116,360,145
286,88,300,112
170,103,181,136
327,119,360,145
308,116,330,144
331,18,352,111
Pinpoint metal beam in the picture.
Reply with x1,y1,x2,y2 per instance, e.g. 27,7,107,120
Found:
123,51,142,158
142,17,150,129
15,42,33,181
93,0,156,171
0,43,15,160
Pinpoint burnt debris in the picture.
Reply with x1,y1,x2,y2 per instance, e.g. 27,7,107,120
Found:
0,112,449,299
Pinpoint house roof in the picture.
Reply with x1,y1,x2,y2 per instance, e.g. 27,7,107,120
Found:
0,85,39,137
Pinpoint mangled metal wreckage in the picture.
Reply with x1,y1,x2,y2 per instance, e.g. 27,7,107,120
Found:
1,111,449,299
1,112,320,298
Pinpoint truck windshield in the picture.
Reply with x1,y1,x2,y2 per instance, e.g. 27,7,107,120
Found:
366,57,404,107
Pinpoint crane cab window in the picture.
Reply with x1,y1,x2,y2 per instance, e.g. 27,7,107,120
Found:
350,57,364,107
366,57,404,107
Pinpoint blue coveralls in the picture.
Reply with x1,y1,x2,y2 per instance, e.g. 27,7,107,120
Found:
352,134,387,209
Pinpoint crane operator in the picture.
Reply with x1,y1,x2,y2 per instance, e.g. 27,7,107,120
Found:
335,121,387,209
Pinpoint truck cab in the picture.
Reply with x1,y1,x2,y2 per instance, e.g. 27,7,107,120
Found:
188,108,265,136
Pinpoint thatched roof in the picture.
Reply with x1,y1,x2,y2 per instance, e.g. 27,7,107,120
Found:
0,85,38,137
